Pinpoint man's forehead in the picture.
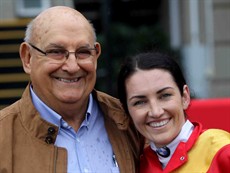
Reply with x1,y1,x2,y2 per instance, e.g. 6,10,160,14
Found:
35,7,84,25
31,7,90,42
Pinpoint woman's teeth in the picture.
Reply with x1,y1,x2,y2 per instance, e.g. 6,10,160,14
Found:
149,119,169,128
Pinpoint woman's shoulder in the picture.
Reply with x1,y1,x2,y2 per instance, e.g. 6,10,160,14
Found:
198,129,230,153
201,129,230,142
207,142,230,172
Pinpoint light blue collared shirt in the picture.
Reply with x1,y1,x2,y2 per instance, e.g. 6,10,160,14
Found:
30,87,120,173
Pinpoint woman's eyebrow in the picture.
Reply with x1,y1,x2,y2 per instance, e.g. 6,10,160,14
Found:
128,95,145,102
156,87,174,94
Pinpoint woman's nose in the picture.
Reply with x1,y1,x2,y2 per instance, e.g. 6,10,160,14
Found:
147,101,164,118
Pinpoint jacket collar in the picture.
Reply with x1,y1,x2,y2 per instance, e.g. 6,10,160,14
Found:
19,84,58,145
19,85,130,144
92,89,130,130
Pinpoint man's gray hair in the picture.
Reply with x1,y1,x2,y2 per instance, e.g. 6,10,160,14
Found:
24,20,34,42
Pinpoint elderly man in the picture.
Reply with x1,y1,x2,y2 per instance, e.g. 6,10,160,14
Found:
0,6,143,173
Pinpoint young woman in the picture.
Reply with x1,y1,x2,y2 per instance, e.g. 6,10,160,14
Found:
117,51,230,173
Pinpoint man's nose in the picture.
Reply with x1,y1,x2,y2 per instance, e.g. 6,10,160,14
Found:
62,53,80,73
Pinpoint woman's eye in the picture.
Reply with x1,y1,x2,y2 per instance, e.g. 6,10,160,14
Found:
160,93,172,99
133,100,145,106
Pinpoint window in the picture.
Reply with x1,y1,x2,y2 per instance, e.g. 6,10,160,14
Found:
15,0,51,17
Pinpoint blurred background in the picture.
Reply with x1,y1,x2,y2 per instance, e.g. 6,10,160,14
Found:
0,0,229,109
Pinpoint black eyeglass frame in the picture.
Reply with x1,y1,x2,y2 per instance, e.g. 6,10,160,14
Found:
28,42,98,60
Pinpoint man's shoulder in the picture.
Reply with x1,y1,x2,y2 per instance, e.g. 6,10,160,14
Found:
93,90,130,128
93,90,123,111
0,101,20,122
94,90,119,101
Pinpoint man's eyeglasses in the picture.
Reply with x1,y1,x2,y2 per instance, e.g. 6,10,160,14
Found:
28,43,98,63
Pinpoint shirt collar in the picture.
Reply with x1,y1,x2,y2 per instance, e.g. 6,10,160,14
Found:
150,120,194,168
30,86,61,127
150,120,194,150
86,94,93,122
30,85,94,129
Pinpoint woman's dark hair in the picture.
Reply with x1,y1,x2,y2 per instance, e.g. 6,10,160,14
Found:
117,51,187,114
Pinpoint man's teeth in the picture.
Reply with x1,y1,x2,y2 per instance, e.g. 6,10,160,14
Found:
57,78,79,83
149,119,169,128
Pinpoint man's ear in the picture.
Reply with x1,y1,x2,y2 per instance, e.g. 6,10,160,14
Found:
19,42,32,74
93,42,101,69
94,42,101,59
182,85,191,110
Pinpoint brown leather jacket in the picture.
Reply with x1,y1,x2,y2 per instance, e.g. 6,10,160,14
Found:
0,85,143,173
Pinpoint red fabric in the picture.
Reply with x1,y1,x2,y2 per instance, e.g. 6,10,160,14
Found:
140,123,202,173
186,98,230,132
207,144,230,173
139,123,230,173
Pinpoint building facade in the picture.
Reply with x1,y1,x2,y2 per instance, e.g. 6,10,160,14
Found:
0,0,229,109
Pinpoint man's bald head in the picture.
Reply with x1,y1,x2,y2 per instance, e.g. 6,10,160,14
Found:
24,6,96,43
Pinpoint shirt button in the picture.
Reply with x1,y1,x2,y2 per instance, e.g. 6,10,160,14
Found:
62,122,69,128
180,156,185,161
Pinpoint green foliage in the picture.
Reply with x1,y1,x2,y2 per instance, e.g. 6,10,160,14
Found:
96,22,175,96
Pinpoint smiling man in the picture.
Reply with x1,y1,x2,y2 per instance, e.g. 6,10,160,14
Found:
0,6,143,173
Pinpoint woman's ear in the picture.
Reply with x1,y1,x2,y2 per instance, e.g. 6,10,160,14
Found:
19,42,32,74
182,85,191,110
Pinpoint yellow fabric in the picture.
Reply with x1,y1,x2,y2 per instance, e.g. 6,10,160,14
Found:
173,129,230,173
